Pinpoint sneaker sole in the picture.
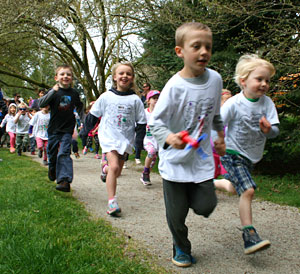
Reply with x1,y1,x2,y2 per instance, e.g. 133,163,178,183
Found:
244,240,271,255
140,177,152,186
107,208,121,217
171,258,192,267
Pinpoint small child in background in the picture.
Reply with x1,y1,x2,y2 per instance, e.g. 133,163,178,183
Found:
29,106,50,165
14,102,32,156
140,90,160,186
82,62,146,216
72,109,81,159
0,103,17,153
83,119,100,158
29,108,37,155
218,54,279,254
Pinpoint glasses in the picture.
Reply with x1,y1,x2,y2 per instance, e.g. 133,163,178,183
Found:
19,108,26,111
143,86,148,88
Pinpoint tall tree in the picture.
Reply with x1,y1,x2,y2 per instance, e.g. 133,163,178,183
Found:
0,0,145,101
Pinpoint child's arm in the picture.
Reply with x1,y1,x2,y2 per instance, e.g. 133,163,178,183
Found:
165,132,186,149
14,111,22,123
213,130,226,156
0,115,7,127
259,116,280,138
39,84,59,108
80,113,99,138
135,123,146,150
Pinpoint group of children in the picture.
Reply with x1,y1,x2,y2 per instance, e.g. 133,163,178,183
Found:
0,100,50,164
0,21,280,268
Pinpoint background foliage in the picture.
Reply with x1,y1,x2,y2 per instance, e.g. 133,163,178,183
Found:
0,0,299,173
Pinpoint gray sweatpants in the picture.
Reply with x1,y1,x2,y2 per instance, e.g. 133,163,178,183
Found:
163,178,217,255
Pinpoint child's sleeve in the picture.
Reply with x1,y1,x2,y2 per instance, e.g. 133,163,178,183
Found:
264,98,280,139
134,99,147,150
0,115,7,127
39,89,55,108
220,99,233,126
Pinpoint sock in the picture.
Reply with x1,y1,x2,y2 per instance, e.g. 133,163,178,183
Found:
143,167,150,173
102,164,108,174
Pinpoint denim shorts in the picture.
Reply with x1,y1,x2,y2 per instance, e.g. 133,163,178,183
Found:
221,154,256,196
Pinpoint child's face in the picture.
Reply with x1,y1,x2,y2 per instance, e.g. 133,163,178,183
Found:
31,110,37,116
241,66,271,99
10,106,16,114
175,29,212,77
42,106,50,113
148,95,159,108
113,65,134,92
19,107,27,114
54,68,73,89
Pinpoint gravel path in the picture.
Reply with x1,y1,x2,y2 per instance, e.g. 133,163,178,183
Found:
33,153,300,273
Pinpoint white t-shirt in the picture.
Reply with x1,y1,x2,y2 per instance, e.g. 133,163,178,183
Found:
143,108,159,150
1,114,16,133
90,90,146,155
15,114,30,134
29,111,50,140
221,91,279,163
149,69,223,183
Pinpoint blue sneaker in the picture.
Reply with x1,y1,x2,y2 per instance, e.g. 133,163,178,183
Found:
107,199,121,217
243,227,270,255
172,246,194,267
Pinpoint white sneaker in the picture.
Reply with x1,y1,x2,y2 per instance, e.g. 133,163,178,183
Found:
123,163,127,169
135,158,141,165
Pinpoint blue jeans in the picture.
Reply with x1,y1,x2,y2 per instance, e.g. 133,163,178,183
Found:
47,132,73,183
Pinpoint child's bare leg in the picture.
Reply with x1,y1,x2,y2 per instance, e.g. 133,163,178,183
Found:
106,151,121,199
117,158,125,177
144,156,152,168
214,179,236,193
239,188,254,226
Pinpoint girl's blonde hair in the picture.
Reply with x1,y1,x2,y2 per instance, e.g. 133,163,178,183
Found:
111,62,137,92
234,54,275,88
18,102,28,109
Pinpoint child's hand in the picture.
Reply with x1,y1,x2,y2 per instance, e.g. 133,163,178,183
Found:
166,132,186,149
52,83,59,91
214,136,226,156
259,116,271,134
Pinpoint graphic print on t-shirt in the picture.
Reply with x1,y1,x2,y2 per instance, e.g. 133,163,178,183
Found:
236,112,265,150
58,95,71,111
183,98,214,135
106,104,133,131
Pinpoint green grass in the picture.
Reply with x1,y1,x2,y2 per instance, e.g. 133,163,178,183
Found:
0,149,168,274
253,173,300,208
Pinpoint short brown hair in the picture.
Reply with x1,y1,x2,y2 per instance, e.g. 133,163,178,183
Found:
55,64,74,76
175,22,211,47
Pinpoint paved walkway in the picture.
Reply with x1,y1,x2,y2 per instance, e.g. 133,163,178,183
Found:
32,153,300,273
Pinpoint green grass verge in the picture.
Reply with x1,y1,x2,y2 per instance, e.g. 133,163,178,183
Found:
0,149,168,274
253,173,300,208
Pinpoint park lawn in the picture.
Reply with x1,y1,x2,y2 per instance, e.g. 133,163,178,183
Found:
0,149,169,274
253,173,300,208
